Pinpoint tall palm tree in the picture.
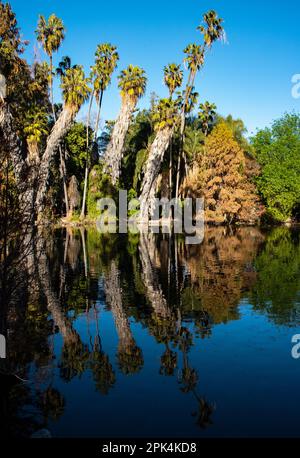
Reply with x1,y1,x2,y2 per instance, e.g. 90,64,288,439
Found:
56,56,78,216
175,88,199,199
163,64,183,203
81,43,119,218
197,10,225,49
139,97,180,220
176,10,224,200
36,14,65,120
36,66,91,215
103,64,147,185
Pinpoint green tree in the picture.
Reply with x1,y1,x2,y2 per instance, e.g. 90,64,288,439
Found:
252,113,300,222
36,14,65,119
164,63,183,201
81,43,119,218
36,66,91,215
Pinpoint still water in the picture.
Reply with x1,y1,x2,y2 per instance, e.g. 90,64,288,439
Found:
2,226,300,437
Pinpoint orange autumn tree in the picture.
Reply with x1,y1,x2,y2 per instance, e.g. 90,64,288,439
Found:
203,122,262,224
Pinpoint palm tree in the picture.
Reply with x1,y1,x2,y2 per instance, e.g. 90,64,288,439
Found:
56,56,73,78
139,98,180,220
36,66,91,215
81,43,119,218
175,88,199,199
176,10,224,200
197,10,225,48
198,101,217,136
36,14,65,120
103,64,147,185
56,56,78,217
164,63,183,100
163,64,183,204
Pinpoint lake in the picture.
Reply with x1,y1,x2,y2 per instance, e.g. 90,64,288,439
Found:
1,226,300,438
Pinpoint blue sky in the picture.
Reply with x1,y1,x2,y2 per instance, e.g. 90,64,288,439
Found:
9,0,300,135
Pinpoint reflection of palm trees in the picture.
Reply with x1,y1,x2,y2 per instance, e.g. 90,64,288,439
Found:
178,327,215,429
159,344,177,376
139,233,177,343
105,261,143,374
88,306,116,394
37,236,89,381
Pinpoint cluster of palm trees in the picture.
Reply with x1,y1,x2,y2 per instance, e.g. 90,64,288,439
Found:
1,7,225,222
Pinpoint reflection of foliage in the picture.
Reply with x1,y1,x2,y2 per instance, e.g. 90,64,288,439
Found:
59,336,90,381
251,227,300,326
89,342,116,395
160,346,177,376
37,387,65,422
192,397,215,429
148,313,178,345
118,344,143,375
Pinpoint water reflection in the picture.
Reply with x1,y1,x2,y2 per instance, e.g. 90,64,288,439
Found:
1,225,300,437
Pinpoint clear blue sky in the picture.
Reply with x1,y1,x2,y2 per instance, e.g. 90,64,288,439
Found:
9,0,300,135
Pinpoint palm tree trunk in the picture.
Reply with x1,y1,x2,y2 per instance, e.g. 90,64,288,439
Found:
169,141,173,219
176,70,196,200
139,232,171,319
49,54,56,121
94,90,103,142
59,147,69,216
105,261,136,353
103,96,136,185
139,125,174,221
80,92,94,219
36,107,76,215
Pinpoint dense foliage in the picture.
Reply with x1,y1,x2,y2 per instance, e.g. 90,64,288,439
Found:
252,113,300,222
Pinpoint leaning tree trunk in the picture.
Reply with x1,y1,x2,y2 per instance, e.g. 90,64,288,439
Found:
0,97,37,222
139,125,174,221
105,260,143,374
36,106,76,216
103,95,136,185
0,102,26,183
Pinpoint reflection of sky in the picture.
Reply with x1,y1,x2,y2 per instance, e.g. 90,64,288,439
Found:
10,0,300,135
48,299,300,438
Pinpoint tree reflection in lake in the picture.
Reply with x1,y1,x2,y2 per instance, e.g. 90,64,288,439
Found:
1,225,300,437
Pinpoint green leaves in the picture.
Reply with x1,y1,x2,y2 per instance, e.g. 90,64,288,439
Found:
163,63,183,98
183,44,205,73
91,43,119,97
36,14,65,57
118,64,147,101
252,113,300,222
60,65,91,111
197,10,225,48
151,98,180,131
198,101,217,136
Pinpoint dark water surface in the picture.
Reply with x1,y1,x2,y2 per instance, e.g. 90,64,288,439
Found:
2,226,300,437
